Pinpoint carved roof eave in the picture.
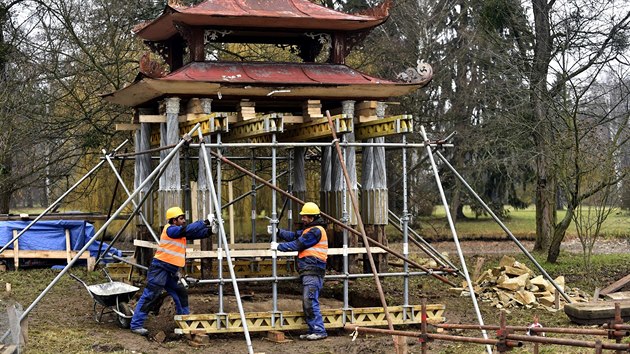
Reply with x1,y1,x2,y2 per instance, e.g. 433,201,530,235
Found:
102,80,424,107
133,0,391,43
133,5,180,41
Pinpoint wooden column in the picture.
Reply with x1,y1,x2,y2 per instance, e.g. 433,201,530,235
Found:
292,147,307,230
159,97,182,222
197,98,213,278
360,102,389,272
330,100,358,272
134,110,154,269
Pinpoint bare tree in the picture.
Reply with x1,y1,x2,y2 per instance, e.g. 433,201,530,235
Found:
520,0,630,261
0,0,158,213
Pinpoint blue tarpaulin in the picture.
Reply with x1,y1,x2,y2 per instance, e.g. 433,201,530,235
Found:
0,220,121,261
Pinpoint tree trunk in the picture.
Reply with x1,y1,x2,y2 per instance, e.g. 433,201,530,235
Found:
0,151,12,213
534,166,555,251
0,190,9,214
531,0,554,253
547,206,574,263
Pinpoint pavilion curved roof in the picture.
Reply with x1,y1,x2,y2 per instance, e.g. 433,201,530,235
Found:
134,0,392,42
103,61,427,107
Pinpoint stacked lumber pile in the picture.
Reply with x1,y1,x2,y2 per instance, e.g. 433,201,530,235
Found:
450,255,589,311
355,100,378,122
237,99,256,120
302,100,323,120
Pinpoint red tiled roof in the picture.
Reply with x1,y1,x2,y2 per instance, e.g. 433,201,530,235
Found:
163,61,395,85
135,0,390,42
103,61,426,107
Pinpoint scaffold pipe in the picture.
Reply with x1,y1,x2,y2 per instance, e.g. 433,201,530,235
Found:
205,151,457,287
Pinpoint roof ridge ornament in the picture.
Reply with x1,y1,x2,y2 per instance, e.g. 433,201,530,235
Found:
168,0,187,8
397,62,433,85
139,52,168,79
354,0,393,18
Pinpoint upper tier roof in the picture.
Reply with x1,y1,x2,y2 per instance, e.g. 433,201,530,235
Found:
103,61,428,107
134,0,391,42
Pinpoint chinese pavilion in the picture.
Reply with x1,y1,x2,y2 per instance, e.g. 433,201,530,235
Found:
104,0,437,343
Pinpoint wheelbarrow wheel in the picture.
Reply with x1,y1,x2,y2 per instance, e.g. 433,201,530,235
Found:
116,302,133,329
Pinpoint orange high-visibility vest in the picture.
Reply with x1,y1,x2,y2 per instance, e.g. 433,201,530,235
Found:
298,225,328,262
154,224,187,267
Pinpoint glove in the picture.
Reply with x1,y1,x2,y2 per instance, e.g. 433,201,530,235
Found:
270,242,279,251
205,214,219,234
267,225,280,240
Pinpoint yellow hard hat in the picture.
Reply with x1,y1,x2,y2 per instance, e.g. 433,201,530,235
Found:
166,206,184,220
299,202,320,216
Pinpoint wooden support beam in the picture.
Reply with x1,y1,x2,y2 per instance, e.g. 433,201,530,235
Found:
133,239,386,258
115,123,140,131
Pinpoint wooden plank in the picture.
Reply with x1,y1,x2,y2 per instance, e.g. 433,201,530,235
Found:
0,250,91,259
86,255,95,271
134,239,387,256
115,123,140,131
600,273,630,295
138,114,166,123
12,231,18,270
134,239,159,249
604,291,630,300
282,115,304,124
356,101,378,110
185,247,387,258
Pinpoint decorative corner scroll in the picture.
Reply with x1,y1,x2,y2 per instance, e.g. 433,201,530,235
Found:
396,62,433,86
139,52,168,79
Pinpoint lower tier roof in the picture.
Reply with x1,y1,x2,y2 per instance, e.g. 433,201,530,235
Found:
103,61,429,107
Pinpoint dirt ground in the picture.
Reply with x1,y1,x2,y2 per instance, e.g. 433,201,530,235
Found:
5,238,630,354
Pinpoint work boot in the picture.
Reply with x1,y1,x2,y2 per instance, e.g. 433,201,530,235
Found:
306,333,327,341
131,327,149,336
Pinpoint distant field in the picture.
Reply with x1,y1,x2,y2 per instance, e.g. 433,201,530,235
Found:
409,205,630,242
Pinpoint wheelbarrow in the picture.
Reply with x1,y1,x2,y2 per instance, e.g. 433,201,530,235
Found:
70,271,139,329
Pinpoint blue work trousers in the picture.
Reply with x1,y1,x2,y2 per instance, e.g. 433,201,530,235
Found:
130,261,189,330
302,274,326,336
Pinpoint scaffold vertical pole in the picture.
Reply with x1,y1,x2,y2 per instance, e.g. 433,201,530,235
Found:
342,133,351,316
198,131,254,354
216,131,225,318
251,149,257,243
271,131,280,326
326,111,395,331
402,133,410,318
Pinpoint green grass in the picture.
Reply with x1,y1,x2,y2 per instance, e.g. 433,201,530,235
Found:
413,205,630,241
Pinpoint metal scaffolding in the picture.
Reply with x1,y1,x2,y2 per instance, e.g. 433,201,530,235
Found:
0,115,575,354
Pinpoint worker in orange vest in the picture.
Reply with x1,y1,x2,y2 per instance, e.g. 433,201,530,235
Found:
130,206,214,336
271,202,328,340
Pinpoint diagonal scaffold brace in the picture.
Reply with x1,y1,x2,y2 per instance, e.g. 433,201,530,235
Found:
0,124,200,342
324,111,396,331
204,151,457,287
419,126,493,354
0,140,130,257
